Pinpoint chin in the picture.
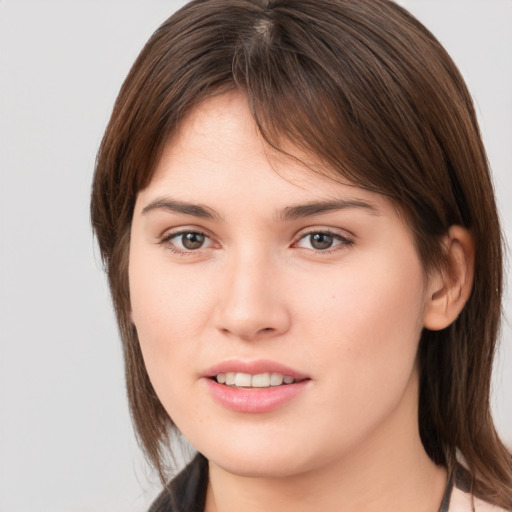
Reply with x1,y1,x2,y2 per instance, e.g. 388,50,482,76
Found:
209,451,312,479
193,431,326,479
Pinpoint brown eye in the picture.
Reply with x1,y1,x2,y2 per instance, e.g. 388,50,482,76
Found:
180,232,205,250
294,230,353,253
309,233,334,250
162,230,212,253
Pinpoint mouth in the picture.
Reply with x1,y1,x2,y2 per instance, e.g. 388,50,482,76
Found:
203,360,310,412
212,372,303,388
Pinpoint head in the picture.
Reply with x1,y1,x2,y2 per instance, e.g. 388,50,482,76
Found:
91,0,510,505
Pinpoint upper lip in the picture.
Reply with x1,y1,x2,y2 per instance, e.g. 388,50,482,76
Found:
203,359,310,380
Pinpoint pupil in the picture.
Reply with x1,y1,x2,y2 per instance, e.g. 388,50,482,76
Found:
182,232,204,250
311,233,333,250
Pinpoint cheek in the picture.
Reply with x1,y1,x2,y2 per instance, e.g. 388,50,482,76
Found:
295,249,426,383
128,256,213,427
128,245,212,375
284,253,427,452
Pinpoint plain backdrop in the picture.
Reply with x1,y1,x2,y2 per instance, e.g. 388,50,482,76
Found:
0,1,511,511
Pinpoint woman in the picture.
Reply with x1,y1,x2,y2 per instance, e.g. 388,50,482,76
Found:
90,0,512,510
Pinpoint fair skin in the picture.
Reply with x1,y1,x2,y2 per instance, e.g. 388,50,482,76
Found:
129,92,474,512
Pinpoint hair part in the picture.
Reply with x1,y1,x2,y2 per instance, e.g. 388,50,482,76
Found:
91,0,511,505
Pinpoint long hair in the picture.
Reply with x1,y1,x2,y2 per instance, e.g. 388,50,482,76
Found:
90,0,511,506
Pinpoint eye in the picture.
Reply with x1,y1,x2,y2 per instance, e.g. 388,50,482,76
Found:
294,231,353,252
161,230,214,253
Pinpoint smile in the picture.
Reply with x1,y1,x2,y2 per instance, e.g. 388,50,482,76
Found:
215,372,297,387
204,361,311,413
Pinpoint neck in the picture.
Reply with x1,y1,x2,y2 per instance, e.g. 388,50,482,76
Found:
206,440,446,512
204,373,447,512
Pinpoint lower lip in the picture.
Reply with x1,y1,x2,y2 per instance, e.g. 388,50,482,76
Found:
204,378,310,413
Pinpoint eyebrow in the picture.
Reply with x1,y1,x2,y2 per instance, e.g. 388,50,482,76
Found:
141,198,222,220
141,197,380,221
279,199,380,220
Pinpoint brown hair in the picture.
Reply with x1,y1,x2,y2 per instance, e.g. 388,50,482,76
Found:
91,0,512,506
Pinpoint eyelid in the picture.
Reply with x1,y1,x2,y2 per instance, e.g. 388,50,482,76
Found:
158,224,215,241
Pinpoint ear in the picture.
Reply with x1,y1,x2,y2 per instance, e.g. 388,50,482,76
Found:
423,225,475,331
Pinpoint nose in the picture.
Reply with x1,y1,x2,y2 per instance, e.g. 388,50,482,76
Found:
213,250,291,341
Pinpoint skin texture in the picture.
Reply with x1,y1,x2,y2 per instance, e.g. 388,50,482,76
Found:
129,92,473,512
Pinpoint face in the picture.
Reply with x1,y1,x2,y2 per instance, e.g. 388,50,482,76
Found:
129,92,432,478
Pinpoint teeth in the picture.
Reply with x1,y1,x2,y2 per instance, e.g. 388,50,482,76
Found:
251,373,270,387
270,373,284,386
234,372,252,387
215,372,297,388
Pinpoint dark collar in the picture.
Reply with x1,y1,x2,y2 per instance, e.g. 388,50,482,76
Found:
148,453,208,512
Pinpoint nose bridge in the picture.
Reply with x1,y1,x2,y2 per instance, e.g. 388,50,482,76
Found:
214,242,290,340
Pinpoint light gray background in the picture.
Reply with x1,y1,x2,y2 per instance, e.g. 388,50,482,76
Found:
0,1,510,511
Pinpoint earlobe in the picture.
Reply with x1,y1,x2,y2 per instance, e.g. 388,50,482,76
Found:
423,226,475,331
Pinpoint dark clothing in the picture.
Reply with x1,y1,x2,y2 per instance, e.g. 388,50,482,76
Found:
148,453,463,512
148,454,208,512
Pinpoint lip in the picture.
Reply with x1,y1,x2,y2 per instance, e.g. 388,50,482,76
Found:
202,359,311,413
204,378,310,413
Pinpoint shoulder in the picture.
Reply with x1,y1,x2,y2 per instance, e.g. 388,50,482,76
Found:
449,487,511,512
147,453,208,512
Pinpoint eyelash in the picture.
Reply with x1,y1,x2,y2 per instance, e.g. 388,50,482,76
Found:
158,229,354,256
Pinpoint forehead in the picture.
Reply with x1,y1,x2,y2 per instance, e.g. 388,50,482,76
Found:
138,92,390,215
